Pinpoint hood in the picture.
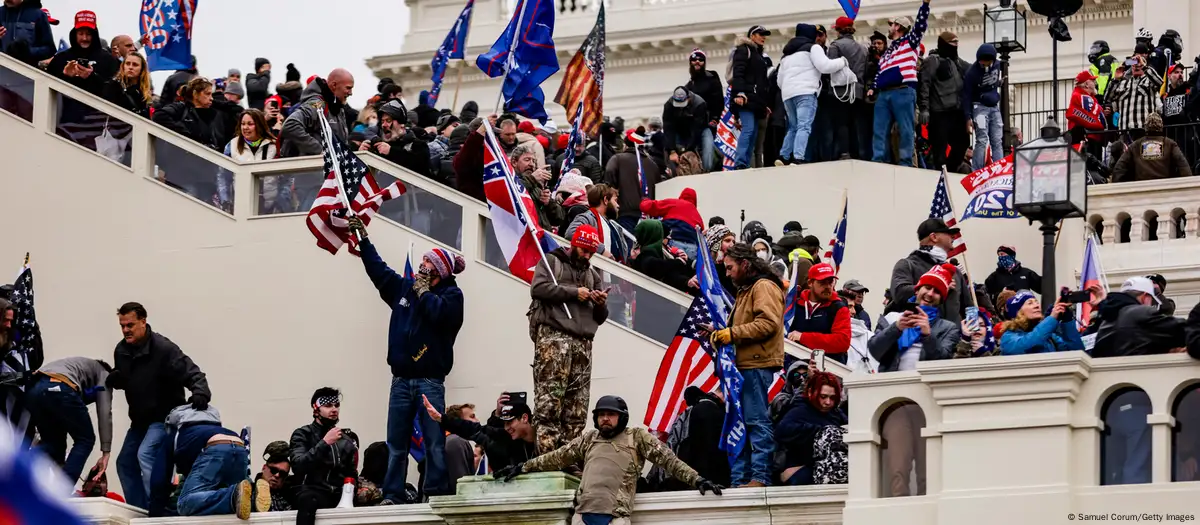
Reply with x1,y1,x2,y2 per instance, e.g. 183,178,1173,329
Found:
977,43,998,61
166,404,222,428
783,24,817,56
734,35,759,50
850,317,871,337
1097,292,1140,322
936,36,959,60
776,231,805,252
300,77,339,109
460,100,479,121
678,187,697,205
684,385,721,407
67,24,102,53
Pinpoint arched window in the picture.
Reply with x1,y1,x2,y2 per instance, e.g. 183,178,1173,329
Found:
1116,212,1132,244
1100,388,1152,485
1172,384,1200,482
879,400,926,497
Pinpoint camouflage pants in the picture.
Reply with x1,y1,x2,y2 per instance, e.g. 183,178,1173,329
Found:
531,324,593,455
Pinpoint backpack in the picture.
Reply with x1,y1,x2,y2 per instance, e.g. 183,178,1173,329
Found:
812,425,849,484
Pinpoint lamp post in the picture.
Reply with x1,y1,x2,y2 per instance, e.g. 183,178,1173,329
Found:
1012,118,1087,302
984,0,1027,150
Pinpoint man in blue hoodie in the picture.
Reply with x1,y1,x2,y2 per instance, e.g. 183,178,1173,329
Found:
0,0,56,67
348,216,465,503
961,44,1004,170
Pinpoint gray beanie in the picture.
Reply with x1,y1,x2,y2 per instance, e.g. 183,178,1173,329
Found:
224,81,245,98
228,68,241,77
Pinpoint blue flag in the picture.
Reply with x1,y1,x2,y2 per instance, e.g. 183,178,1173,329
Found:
430,0,474,107
476,0,559,122
0,422,87,525
714,87,738,171
401,251,428,462
694,230,744,464
56,38,68,53
837,0,861,19
139,0,198,72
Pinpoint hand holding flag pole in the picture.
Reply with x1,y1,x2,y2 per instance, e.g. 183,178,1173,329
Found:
321,112,363,243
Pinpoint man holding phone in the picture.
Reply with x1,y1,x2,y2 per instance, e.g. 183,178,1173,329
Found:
290,388,358,525
348,217,466,503
1107,47,1163,140
46,11,116,96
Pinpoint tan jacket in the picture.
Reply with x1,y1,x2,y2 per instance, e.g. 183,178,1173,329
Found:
728,277,785,370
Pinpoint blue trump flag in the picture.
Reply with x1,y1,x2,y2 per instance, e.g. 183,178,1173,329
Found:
139,0,198,72
475,0,559,122
838,0,861,19
694,228,745,465
402,251,427,462
430,0,475,107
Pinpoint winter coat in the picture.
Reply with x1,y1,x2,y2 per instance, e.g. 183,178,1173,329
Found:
0,0,54,66
632,249,695,296
46,25,117,97
961,47,1003,120
826,34,868,100
359,239,463,379
605,149,661,222
999,316,1085,355
565,209,630,261
777,25,848,101
984,263,1042,301
889,249,970,324
729,36,772,116
846,318,879,374
586,140,616,173
281,78,350,157
437,125,469,188
453,131,487,201
729,274,786,370
245,61,270,110
381,131,433,177
919,50,969,114
552,148,603,184
1111,135,1192,182
686,69,725,124
788,289,853,361
518,170,565,229
414,103,440,128
102,79,151,119
1091,292,1185,357
158,68,197,108
868,311,958,372
528,248,609,340
441,412,536,473
639,188,703,247
289,420,359,495
775,399,846,472
515,131,547,168
662,95,709,154
152,100,240,151
109,327,210,430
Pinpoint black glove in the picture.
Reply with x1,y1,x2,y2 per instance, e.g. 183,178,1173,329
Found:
494,462,524,482
189,395,209,411
697,477,723,496
105,370,128,390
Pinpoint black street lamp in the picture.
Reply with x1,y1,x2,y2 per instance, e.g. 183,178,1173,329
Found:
1027,0,1082,123
983,0,1027,149
1012,118,1087,301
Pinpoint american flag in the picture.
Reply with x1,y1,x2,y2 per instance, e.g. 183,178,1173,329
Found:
5,266,42,378
930,169,966,257
824,196,848,272
556,100,585,181
714,88,738,170
644,295,722,433
306,114,406,256
766,353,800,402
553,4,605,137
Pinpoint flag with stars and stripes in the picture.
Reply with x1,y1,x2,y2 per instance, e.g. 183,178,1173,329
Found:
481,120,558,283
306,113,406,256
553,4,605,136
824,197,848,273
643,295,722,433
555,100,585,182
714,87,738,170
694,235,744,465
930,169,966,257
139,0,198,72
4,266,43,381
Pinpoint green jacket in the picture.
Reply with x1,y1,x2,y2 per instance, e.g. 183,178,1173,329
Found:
1089,53,1118,96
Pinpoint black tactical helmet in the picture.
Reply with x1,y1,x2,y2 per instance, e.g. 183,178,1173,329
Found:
1088,40,1109,60
592,395,629,437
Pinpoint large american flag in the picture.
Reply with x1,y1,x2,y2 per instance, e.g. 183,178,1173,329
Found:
306,114,405,255
714,88,738,170
644,295,721,433
824,197,848,273
553,4,605,137
5,266,42,379
930,169,966,257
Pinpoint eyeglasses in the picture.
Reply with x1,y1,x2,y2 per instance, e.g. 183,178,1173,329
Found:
267,465,288,476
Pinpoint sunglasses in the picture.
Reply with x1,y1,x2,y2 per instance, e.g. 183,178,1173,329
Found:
267,465,288,476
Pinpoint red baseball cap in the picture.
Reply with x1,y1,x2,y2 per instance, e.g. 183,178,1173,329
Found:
42,8,59,26
517,120,537,134
1075,70,1097,84
74,10,96,31
834,16,855,30
808,263,837,281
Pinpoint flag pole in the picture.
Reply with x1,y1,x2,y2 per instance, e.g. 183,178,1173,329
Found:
452,60,465,112
939,168,979,308
493,0,531,114
23,252,29,266
321,112,362,243
833,189,847,272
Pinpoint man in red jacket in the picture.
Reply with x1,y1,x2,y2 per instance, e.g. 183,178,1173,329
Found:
786,263,852,364
640,187,704,260
1067,70,1108,161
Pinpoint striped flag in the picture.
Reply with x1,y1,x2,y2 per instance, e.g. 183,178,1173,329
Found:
643,295,722,433
824,197,848,273
930,169,966,257
837,0,861,19
556,100,585,179
481,120,558,282
714,87,738,170
553,4,605,137
1077,234,1107,334
767,354,800,402
429,0,474,106
306,113,406,256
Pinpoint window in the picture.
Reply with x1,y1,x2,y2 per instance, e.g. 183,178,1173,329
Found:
1100,388,1152,485
879,400,926,497
1172,384,1200,482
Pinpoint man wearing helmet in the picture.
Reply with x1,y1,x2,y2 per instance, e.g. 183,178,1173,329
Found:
495,395,723,524
1087,40,1117,101
1149,29,1183,78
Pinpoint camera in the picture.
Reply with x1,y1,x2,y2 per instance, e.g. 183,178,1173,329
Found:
1060,288,1090,304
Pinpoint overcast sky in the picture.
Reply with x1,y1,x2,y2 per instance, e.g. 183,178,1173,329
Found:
45,0,410,107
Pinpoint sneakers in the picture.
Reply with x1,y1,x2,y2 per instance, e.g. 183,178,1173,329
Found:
253,477,272,513
234,479,252,520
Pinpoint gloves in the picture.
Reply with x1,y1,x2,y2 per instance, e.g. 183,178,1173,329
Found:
697,478,724,496
710,328,732,347
917,110,930,126
189,395,209,411
347,216,367,238
105,370,127,390
494,462,524,482
413,274,431,297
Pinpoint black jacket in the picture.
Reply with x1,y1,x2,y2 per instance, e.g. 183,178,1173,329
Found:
775,398,847,471
245,66,271,110
984,263,1042,301
1186,302,1200,360
46,26,117,97
110,328,210,429
158,69,197,108
152,99,241,151
289,420,359,495
552,148,603,184
662,95,709,154
379,131,432,176
102,79,150,119
414,104,440,128
668,392,730,489
729,36,771,116
889,249,971,324
1092,292,1185,357
441,412,536,472
686,69,724,126
632,251,695,296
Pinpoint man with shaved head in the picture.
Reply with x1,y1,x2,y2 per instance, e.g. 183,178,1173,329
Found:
281,68,355,157
109,34,136,61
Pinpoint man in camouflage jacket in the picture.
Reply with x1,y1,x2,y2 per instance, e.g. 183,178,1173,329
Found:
495,396,722,524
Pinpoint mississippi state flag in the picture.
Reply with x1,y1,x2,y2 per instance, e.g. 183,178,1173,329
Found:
481,122,558,282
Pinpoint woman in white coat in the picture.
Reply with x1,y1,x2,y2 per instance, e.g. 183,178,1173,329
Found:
224,109,293,214
775,24,848,164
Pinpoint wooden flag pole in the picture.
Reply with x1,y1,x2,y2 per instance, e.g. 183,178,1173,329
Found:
23,252,29,267
452,60,465,112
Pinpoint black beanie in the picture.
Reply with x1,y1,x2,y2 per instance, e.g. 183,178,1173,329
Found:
285,63,300,83
998,245,1017,257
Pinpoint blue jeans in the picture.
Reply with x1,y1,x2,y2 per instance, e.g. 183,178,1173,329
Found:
699,128,715,172
117,422,168,509
27,376,95,484
731,368,776,485
972,103,1004,170
384,377,448,500
177,443,250,516
872,87,916,166
1107,401,1151,485
781,94,818,162
734,109,759,169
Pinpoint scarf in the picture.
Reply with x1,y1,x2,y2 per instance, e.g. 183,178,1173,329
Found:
923,245,949,263
590,209,608,243
998,255,1018,271
898,300,941,352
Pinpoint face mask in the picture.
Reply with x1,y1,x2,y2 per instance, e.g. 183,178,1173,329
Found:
925,245,949,262
756,249,769,261
998,255,1017,270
